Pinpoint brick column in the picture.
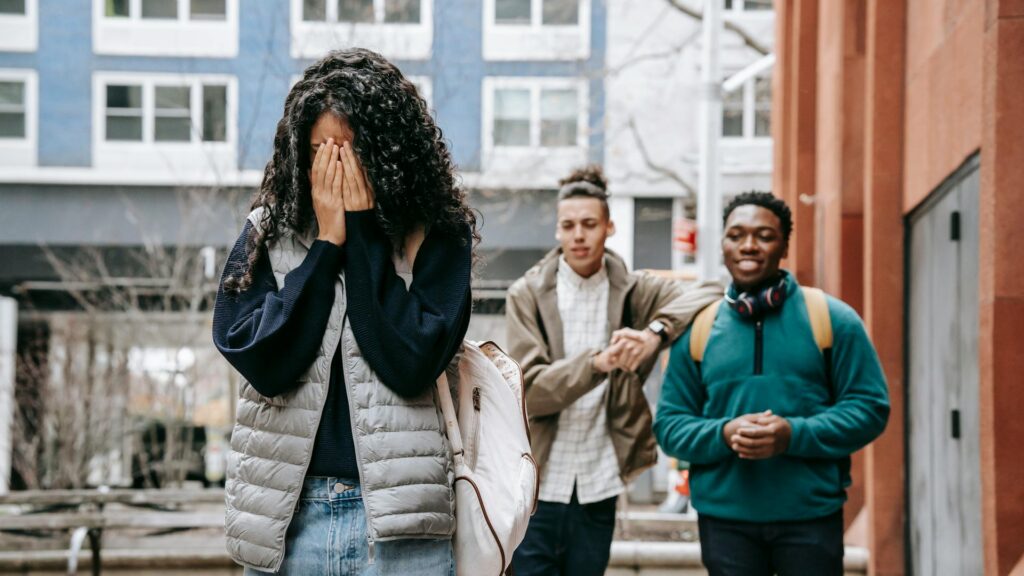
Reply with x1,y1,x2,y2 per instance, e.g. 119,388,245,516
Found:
783,0,818,286
862,0,906,574
980,1,1024,573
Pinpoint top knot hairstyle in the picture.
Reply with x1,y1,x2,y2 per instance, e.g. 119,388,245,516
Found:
557,165,610,218
723,191,793,244
224,48,477,292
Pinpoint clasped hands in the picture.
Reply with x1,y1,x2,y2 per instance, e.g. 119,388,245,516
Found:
592,328,662,374
722,410,792,460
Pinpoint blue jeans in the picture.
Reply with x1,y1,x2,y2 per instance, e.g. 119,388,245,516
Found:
697,511,844,576
511,489,618,576
244,476,455,576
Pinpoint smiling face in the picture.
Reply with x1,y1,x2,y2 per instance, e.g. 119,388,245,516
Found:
556,196,615,278
722,204,788,292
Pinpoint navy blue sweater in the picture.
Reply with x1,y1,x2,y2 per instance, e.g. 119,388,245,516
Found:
212,210,472,479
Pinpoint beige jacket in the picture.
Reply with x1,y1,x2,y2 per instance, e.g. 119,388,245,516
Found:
505,248,722,483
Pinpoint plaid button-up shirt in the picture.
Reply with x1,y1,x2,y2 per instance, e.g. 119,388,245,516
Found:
537,257,625,504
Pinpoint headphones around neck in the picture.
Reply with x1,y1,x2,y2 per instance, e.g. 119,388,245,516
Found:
725,275,789,319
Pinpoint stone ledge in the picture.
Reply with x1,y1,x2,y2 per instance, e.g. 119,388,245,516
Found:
609,541,869,572
0,542,870,574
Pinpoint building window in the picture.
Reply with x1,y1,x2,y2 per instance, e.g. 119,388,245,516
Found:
633,198,674,271
484,0,590,60
0,0,25,14
490,84,581,149
494,89,530,146
100,78,230,144
724,0,772,11
103,0,227,20
0,69,36,166
754,75,771,137
494,0,579,25
495,0,529,24
190,0,227,19
94,73,236,176
302,0,422,24
480,77,588,184
291,0,432,59
105,85,143,141
0,80,26,139
203,85,227,141
722,74,771,139
540,89,577,146
722,80,744,138
95,0,236,57
0,0,36,52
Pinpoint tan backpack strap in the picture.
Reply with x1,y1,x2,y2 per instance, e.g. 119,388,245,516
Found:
689,299,723,363
801,287,833,351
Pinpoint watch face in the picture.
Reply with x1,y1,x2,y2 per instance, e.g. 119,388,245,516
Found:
650,320,666,334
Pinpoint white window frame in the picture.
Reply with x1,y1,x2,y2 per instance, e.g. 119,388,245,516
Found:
93,0,239,57
290,0,433,60
722,74,770,142
92,72,238,177
0,69,37,167
724,0,773,13
0,0,37,52
480,76,588,186
483,0,590,61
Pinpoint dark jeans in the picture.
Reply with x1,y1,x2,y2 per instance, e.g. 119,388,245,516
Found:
511,489,617,576
698,511,845,576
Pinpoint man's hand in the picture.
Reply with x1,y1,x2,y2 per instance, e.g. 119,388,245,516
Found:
593,339,628,374
728,410,792,460
722,412,765,448
609,328,661,372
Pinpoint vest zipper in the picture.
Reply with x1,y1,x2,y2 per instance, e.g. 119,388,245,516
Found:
333,282,377,566
754,320,764,375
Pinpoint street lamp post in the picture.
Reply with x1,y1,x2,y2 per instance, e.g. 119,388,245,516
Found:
696,0,724,282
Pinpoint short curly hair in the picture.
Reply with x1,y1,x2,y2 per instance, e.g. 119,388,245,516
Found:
557,164,610,219
723,191,793,243
224,48,477,292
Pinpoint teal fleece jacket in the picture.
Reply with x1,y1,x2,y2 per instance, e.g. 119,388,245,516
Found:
654,273,890,522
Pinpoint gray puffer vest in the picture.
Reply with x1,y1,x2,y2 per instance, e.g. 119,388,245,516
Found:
223,208,455,572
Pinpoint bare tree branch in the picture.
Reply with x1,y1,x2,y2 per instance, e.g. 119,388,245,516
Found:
666,0,771,56
627,116,696,197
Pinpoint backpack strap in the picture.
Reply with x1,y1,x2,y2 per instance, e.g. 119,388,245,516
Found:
801,287,833,352
689,299,723,364
801,286,836,403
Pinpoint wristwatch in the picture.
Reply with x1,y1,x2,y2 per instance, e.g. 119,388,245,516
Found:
646,319,668,343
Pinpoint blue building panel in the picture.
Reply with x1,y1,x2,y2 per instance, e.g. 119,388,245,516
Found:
0,0,606,175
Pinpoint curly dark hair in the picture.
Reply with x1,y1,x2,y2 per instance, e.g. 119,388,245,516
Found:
558,164,608,191
557,164,609,218
723,191,793,244
224,48,477,292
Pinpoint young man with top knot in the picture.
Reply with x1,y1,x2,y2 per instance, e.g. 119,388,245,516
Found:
506,165,722,576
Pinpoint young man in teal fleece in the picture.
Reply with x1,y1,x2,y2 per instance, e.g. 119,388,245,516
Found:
654,192,890,576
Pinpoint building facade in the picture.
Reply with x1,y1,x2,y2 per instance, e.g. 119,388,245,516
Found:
774,1,1024,574
0,0,776,495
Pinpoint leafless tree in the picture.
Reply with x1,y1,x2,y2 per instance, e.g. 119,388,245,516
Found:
10,187,245,490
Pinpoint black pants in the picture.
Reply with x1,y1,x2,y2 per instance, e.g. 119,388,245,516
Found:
511,489,617,576
698,511,845,576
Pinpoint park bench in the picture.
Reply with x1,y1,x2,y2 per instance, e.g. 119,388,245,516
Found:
0,488,224,576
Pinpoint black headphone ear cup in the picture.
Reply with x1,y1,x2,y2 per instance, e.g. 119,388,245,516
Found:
737,295,756,318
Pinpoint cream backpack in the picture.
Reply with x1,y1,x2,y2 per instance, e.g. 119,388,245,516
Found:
435,341,539,576
396,230,537,575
